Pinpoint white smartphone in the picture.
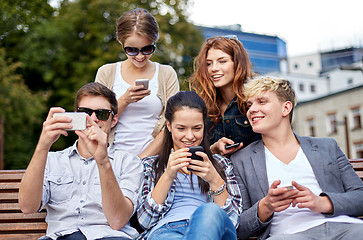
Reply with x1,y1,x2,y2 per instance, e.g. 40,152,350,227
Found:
135,79,149,90
278,184,294,191
53,112,87,131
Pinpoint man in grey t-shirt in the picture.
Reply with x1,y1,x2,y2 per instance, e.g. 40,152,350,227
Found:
19,82,143,240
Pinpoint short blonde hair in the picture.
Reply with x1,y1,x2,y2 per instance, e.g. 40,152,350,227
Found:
244,76,297,122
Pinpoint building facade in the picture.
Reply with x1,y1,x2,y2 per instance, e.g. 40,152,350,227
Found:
293,85,363,159
283,47,363,101
288,47,363,76
267,72,329,102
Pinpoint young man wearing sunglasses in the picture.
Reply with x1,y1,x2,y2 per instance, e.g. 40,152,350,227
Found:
19,82,143,240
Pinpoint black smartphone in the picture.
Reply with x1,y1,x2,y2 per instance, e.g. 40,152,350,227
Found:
225,142,240,149
187,146,204,171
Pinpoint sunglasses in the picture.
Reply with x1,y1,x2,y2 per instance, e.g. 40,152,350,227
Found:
123,44,156,56
206,35,239,43
77,107,113,121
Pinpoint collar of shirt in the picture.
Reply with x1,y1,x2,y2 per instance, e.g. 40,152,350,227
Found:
67,140,115,162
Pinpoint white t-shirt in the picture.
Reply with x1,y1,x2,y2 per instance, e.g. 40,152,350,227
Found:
112,62,163,156
265,147,363,236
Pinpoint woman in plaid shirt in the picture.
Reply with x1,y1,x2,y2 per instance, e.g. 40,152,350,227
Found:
137,91,242,240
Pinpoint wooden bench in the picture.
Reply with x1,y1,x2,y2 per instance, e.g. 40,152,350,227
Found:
350,159,363,180
0,159,362,239
0,170,46,240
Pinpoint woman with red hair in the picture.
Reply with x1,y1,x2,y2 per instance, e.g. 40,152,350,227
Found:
190,36,260,156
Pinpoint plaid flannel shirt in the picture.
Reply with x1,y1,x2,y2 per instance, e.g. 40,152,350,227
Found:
137,153,242,237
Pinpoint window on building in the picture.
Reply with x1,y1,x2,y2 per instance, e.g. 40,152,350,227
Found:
351,107,362,129
355,142,363,158
294,64,299,69
310,84,316,93
299,83,304,92
308,61,313,67
327,113,338,134
347,78,353,85
307,118,315,137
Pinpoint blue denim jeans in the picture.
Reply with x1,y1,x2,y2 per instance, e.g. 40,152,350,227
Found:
148,203,237,240
147,219,189,240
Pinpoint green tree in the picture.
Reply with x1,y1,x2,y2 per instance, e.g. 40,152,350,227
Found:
20,0,203,108
0,48,47,169
0,0,203,152
0,0,54,62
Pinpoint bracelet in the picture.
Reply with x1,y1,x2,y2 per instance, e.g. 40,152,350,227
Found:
209,182,226,196
209,145,214,154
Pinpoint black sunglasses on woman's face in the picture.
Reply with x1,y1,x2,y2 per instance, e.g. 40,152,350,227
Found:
123,44,156,56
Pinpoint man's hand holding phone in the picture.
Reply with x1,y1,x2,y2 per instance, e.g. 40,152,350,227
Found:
75,115,109,163
291,181,333,214
53,112,87,131
37,108,75,151
258,180,298,222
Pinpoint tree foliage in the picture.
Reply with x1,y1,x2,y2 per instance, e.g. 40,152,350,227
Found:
20,0,203,109
0,48,47,169
0,0,54,62
2,0,204,168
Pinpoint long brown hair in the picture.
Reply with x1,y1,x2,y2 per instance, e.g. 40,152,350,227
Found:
153,91,226,194
189,37,253,123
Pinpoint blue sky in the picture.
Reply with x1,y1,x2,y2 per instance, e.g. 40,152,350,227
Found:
188,0,363,57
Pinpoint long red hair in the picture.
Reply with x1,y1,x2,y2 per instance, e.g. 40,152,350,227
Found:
189,37,253,123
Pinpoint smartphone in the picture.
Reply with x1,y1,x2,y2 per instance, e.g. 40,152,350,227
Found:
53,112,87,131
278,185,294,191
187,146,204,171
135,79,149,90
225,142,240,149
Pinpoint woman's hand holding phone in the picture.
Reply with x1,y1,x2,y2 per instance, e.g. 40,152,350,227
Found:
210,137,243,156
120,84,151,104
186,148,223,188
164,148,191,180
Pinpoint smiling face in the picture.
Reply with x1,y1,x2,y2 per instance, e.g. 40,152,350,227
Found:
206,48,235,90
123,33,154,68
77,96,118,135
246,91,292,135
166,107,204,151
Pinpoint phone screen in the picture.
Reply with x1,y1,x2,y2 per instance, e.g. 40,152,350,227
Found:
187,146,204,171
135,79,149,90
53,112,87,131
